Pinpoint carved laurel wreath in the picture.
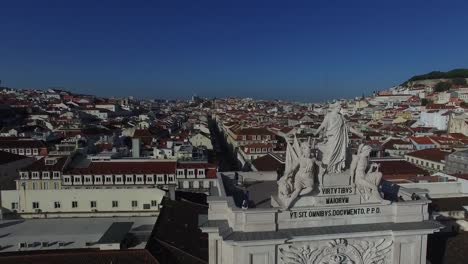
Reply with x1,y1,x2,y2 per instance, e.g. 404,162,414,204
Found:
279,238,393,264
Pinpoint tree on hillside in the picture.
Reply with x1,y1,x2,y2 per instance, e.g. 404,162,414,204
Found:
434,81,452,92
452,78,467,86
421,98,431,106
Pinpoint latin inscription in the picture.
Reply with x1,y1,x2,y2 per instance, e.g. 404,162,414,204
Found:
289,207,381,219
320,187,353,195
325,197,349,204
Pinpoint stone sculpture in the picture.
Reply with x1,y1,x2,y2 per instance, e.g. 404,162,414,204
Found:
350,144,384,202
277,137,318,209
315,102,349,175
276,102,386,209
279,238,393,264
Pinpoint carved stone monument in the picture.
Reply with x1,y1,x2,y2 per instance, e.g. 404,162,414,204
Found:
274,102,387,209
201,103,442,264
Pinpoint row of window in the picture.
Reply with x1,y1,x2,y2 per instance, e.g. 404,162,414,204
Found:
178,180,214,189
24,200,159,210
247,147,273,154
407,157,442,170
29,182,60,190
240,135,271,141
21,171,61,180
63,174,175,185
0,148,39,156
176,169,206,178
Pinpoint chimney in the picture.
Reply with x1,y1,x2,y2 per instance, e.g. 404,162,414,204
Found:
132,138,140,158
167,185,176,200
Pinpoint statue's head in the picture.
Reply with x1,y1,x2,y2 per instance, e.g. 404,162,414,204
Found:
301,141,311,157
330,102,341,112
360,145,372,156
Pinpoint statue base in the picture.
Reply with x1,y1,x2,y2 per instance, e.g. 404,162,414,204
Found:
320,169,352,187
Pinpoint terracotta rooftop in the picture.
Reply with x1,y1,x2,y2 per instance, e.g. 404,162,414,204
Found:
406,148,449,163
67,160,177,175
0,139,46,149
410,136,434,145
0,151,29,165
23,156,68,172
374,160,429,179
252,154,285,172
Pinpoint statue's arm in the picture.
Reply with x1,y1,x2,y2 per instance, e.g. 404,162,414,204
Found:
315,115,328,135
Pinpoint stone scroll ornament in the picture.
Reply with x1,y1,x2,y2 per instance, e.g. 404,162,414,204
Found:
279,238,393,264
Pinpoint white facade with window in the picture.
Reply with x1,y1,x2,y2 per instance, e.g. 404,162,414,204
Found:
1,188,165,218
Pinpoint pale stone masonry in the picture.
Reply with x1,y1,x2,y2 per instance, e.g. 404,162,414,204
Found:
200,172,441,264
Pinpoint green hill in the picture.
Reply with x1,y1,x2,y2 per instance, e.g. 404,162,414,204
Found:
406,68,468,82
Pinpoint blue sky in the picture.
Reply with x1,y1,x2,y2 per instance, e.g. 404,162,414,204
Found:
1,0,468,101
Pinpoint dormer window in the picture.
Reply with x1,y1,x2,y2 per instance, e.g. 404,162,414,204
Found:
45,158,57,165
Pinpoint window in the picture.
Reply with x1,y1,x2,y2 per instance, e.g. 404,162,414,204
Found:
33,149,38,155
151,200,158,207
143,204,151,210
54,201,61,208
11,149,17,154
31,172,39,179
198,169,205,177
64,177,71,183
115,176,122,183
43,182,48,190
90,201,97,208
74,176,82,184
112,201,118,208
85,176,91,183
105,176,112,183
168,175,174,182
25,149,31,155
20,172,28,179
177,169,185,178
256,148,261,153
11,202,18,210
95,176,102,184
136,176,143,182
54,182,59,189
32,202,40,209
53,172,61,179
42,171,50,179
131,201,138,207
250,148,255,153
146,175,154,183
32,182,37,190
72,201,78,208
126,175,133,183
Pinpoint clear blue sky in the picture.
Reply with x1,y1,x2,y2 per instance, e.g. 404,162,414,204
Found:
1,0,468,101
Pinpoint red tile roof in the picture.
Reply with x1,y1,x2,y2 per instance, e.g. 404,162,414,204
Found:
68,161,177,175
406,148,449,163
374,160,429,179
410,136,434,145
0,151,29,165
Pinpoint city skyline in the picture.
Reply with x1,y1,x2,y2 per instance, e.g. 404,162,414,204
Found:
1,1,468,101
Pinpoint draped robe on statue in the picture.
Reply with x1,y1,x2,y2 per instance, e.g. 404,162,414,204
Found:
318,110,349,173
